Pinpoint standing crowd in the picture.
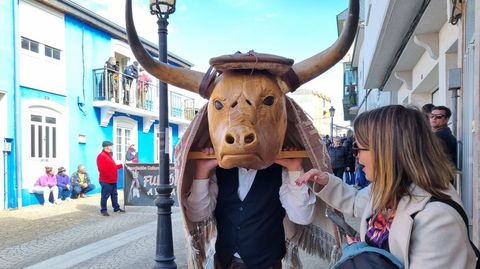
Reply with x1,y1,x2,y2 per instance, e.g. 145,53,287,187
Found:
323,130,369,189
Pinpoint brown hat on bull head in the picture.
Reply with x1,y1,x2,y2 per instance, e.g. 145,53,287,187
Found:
198,51,299,99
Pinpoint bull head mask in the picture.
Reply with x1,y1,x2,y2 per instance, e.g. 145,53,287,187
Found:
125,0,359,169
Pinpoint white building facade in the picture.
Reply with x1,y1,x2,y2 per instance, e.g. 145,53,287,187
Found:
349,0,480,244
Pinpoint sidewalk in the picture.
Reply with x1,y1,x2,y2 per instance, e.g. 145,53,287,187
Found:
0,192,187,269
0,192,352,268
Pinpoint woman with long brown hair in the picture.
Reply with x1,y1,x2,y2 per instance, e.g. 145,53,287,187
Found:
296,105,477,268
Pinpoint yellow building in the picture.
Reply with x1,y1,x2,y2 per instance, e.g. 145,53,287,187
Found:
288,89,333,136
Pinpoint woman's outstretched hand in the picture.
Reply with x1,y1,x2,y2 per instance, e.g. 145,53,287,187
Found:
295,168,329,186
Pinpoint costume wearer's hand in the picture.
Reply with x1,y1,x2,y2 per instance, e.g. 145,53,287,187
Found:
295,168,329,186
195,147,217,179
275,147,303,171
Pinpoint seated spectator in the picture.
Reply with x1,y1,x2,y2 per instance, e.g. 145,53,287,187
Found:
71,164,95,198
33,166,61,206
56,167,72,201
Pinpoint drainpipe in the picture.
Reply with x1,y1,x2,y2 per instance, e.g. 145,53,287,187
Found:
3,150,7,209
448,68,461,191
13,0,22,208
2,138,12,210
448,68,462,137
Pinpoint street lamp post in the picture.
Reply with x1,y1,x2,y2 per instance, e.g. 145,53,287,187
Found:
329,106,335,139
149,1,177,269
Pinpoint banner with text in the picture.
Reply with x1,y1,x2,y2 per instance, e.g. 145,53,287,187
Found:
123,163,178,206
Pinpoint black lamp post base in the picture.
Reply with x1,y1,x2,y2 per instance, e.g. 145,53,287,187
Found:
153,259,177,269
153,184,176,269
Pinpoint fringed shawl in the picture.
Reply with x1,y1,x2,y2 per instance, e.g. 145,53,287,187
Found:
174,97,341,269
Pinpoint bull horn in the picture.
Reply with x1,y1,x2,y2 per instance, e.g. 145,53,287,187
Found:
293,0,359,86
125,0,204,93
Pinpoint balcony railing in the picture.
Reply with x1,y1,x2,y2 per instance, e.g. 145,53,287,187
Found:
93,67,195,121
169,91,196,121
93,67,159,111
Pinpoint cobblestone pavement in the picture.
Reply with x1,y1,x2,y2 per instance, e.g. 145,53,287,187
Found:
0,192,360,269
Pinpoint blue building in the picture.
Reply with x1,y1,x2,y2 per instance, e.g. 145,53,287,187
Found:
0,0,196,209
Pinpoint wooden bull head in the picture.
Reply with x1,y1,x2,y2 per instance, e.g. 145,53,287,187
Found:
125,0,359,169
207,69,288,169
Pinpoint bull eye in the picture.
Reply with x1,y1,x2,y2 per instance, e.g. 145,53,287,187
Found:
263,96,274,106
214,100,224,110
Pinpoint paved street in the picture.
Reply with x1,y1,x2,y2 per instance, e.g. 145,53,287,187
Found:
0,192,356,269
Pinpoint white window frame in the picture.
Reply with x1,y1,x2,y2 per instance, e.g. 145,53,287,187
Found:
113,116,137,163
21,99,68,190
28,113,58,160
21,37,40,53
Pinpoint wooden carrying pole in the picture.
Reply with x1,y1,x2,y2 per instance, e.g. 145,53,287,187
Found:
187,150,309,159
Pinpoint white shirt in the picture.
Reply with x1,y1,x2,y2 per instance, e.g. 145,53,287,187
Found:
185,167,316,225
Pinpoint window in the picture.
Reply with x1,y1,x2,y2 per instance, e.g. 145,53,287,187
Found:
113,117,137,162
115,127,132,161
21,37,39,53
30,114,57,159
170,92,183,118
45,45,61,60
22,101,68,190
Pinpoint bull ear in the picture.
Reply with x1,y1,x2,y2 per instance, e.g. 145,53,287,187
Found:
125,0,204,94
292,0,359,86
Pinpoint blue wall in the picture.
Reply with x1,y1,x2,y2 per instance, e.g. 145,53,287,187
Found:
0,0,18,208
65,15,113,194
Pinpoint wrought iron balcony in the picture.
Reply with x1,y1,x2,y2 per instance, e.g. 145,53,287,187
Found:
92,67,195,129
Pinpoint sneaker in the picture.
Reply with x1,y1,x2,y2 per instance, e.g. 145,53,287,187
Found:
101,212,110,216
43,202,53,206
114,208,126,213
65,197,72,201
54,199,62,204
80,193,86,198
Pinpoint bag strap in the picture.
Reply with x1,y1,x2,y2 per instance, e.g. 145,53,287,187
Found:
426,197,480,266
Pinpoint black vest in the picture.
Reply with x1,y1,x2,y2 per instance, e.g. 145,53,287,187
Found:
215,164,286,269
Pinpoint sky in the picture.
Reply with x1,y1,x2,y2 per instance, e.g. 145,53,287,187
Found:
74,0,351,127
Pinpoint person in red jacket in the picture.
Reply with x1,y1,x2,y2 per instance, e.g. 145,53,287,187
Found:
97,140,125,216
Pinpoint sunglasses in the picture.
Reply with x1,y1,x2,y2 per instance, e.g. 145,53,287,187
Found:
430,114,446,120
352,142,368,157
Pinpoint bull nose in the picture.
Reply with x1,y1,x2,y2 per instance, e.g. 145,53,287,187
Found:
225,129,257,146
